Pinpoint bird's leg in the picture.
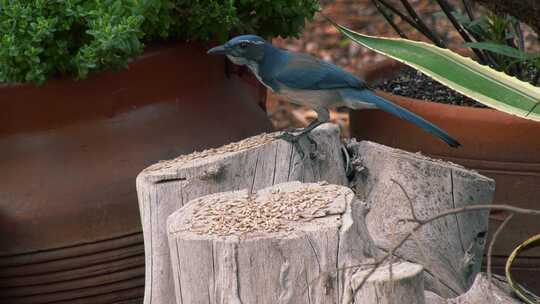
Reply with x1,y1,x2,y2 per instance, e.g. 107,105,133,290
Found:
281,127,305,133
275,131,306,158
280,114,323,134
277,107,329,139
297,119,324,135
276,107,329,154
277,119,322,140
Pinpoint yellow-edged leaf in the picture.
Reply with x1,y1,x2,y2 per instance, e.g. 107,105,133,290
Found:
335,24,540,121
505,234,540,304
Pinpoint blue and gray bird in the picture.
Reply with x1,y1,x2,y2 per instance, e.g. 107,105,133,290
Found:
208,35,460,148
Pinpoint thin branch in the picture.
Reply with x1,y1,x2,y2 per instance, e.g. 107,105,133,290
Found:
533,71,540,86
513,21,526,79
390,178,419,222
302,262,379,295
415,204,540,224
370,0,417,27
515,22,525,51
461,0,475,21
351,203,540,298
434,0,488,64
398,0,446,47
487,213,514,290
434,0,473,43
351,224,416,298
371,0,409,39
532,31,540,86
391,178,445,294
375,0,446,47
411,229,445,294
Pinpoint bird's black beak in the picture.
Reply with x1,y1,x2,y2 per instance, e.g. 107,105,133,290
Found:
207,45,228,55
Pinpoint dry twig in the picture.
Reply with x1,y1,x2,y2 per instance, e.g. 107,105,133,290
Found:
349,179,540,300
486,212,513,290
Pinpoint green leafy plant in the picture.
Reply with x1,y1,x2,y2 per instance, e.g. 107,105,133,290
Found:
0,0,319,84
368,0,539,86
455,13,540,83
334,23,540,121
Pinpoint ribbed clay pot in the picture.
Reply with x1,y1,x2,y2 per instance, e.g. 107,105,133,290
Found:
0,42,272,304
352,59,540,292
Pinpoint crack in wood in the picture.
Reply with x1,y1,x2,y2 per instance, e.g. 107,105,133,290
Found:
277,244,293,304
450,169,467,255
210,241,215,303
272,143,279,185
287,145,295,182
175,238,184,304
154,176,187,184
306,235,321,272
250,150,260,194
303,267,312,304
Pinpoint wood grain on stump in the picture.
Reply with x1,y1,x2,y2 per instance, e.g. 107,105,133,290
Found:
167,181,377,304
137,121,499,303
425,273,522,304
346,262,425,304
347,140,495,297
136,124,347,304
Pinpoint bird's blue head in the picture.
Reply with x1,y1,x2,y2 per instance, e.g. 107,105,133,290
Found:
207,35,269,66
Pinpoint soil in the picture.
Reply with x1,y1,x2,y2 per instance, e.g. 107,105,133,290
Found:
375,66,487,108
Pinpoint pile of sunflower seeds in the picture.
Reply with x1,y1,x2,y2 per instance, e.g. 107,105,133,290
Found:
187,183,342,236
146,133,276,171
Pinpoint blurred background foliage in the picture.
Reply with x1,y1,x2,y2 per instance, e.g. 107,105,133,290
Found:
0,0,319,84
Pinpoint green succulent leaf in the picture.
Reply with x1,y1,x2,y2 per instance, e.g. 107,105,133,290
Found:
335,23,540,122
463,42,539,61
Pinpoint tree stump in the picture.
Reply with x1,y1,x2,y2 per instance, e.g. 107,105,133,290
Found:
136,124,347,304
166,181,377,304
425,273,522,304
345,261,425,304
347,140,495,297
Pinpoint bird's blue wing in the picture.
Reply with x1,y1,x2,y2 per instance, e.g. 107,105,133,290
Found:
273,52,366,90
341,89,461,147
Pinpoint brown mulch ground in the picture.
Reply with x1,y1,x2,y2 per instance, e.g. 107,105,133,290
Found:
266,0,539,137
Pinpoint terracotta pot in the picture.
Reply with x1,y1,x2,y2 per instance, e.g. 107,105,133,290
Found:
352,59,540,292
0,42,272,303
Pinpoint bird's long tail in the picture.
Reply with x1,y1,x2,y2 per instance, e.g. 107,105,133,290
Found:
342,89,461,147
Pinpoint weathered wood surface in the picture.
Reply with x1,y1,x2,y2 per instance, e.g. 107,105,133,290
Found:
347,140,495,298
425,273,522,304
167,181,377,304
346,261,425,304
136,124,347,304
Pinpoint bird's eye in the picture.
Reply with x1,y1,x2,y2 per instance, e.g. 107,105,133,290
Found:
239,42,249,49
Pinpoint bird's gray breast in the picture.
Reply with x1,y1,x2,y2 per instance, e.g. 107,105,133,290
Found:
277,87,343,108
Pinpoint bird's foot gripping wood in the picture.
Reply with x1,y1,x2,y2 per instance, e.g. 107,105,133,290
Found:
275,119,326,158
281,127,305,133
275,130,318,159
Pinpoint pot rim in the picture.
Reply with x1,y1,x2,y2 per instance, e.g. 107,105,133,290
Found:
0,41,210,89
363,58,540,126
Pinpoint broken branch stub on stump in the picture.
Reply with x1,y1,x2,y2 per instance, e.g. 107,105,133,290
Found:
425,273,522,304
346,262,425,304
347,140,495,298
136,124,347,304
167,181,378,304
